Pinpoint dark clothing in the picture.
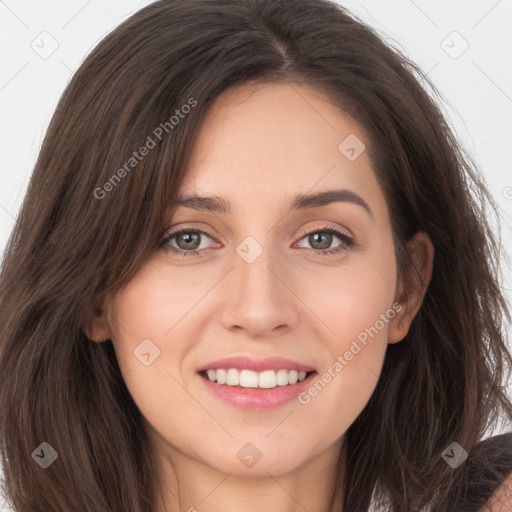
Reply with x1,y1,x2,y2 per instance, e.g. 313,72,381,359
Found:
432,432,512,511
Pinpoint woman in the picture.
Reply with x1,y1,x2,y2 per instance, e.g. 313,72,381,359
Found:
1,0,511,510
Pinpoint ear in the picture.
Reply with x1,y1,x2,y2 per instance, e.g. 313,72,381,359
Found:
82,297,112,343
388,231,435,344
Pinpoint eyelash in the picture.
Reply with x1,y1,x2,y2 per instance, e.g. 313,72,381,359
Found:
160,224,354,258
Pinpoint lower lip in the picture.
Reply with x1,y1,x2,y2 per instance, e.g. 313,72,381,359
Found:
197,371,317,409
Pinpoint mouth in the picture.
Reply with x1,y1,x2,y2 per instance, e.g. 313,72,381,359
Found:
195,355,317,408
198,368,317,389
196,357,318,409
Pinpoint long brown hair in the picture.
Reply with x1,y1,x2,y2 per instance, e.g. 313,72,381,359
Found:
1,0,511,510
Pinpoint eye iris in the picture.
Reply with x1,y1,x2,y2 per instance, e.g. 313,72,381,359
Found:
309,232,332,250
177,232,201,250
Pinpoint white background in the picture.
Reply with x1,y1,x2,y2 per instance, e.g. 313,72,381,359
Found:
1,1,511,510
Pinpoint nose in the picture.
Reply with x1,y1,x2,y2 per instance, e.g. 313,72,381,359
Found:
221,241,300,337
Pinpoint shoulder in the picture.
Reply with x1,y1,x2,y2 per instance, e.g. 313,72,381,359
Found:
434,432,512,511
479,470,512,511
468,432,512,511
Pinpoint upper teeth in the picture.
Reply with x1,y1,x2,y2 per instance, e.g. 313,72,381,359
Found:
205,368,309,388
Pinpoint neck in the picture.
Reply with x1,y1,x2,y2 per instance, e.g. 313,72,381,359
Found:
154,435,347,512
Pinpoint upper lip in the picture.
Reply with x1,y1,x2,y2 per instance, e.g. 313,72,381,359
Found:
196,356,316,373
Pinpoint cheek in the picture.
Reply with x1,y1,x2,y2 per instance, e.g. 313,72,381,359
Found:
106,279,195,437
105,276,180,414
299,244,397,349
105,261,219,419
298,248,397,424
107,263,200,363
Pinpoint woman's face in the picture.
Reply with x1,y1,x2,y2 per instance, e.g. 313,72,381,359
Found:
99,82,408,478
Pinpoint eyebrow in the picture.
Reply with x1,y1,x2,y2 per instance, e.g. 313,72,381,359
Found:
175,189,373,217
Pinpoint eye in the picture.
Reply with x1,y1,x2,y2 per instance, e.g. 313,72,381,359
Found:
294,223,354,255
160,227,218,257
160,223,354,258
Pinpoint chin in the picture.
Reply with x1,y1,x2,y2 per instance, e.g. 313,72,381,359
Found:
203,438,312,477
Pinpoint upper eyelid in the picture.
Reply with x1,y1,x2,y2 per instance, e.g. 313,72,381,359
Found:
296,222,353,239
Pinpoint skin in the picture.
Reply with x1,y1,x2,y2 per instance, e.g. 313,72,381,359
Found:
480,472,512,511
88,82,434,512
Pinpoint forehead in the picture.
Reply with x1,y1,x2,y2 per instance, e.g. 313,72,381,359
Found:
179,82,387,219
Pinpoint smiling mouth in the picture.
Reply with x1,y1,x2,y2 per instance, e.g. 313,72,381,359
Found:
199,368,317,389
